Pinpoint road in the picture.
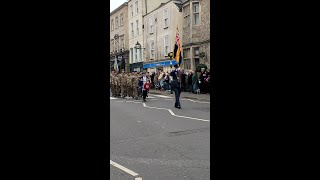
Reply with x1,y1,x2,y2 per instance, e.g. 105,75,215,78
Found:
110,92,210,180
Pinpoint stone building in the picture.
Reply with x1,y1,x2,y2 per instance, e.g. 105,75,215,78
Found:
143,1,183,73
174,0,210,71
110,2,129,72
128,0,168,72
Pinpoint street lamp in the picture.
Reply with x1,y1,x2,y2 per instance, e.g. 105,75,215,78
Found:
135,41,141,49
168,52,174,68
135,41,145,64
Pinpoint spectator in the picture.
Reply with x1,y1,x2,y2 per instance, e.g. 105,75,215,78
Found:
154,71,159,90
205,70,210,94
158,70,165,91
150,72,155,89
192,71,199,94
164,72,171,91
199,68,207,94
188,70,193,92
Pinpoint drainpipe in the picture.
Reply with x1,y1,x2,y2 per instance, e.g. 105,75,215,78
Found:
145,0,147,15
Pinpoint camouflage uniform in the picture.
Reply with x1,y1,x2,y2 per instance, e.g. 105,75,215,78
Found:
118,71,126,98
126,73,132,97
122,73,128,97
132,73,139,99
110,73,114,97
114,74,120,97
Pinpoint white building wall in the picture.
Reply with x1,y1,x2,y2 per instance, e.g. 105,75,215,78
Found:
143,1,183,72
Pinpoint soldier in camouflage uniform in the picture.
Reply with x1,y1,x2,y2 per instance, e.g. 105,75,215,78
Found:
110,71,114,97
126,72,132,97
118,69,126,98
123,71,129,97
132,72,139,99
114,72,120,97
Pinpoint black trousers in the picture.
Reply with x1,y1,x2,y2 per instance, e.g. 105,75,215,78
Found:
172,87,181,107
142,90,148,100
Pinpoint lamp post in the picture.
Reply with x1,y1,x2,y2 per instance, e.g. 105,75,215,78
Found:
168,52,174,68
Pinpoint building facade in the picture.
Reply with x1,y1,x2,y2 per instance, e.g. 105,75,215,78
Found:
110,2,129,72
128,0,168,72
143,1,183,73
176,0,210,71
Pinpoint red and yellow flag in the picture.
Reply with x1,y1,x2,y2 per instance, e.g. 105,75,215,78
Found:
173,27,182,67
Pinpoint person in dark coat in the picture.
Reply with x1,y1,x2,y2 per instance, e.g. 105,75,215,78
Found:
187,70,193,92
199,68,207,94
192,71,199,94
150,72,155,89
170,64,181,109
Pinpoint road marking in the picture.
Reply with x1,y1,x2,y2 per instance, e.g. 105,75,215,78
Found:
110,160,142,179
181,98,210,104
142,103,209,122
110,97,117,99
114,99,210,122
151,95,173,98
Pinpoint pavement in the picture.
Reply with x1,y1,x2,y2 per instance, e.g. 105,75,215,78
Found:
110,92,210,180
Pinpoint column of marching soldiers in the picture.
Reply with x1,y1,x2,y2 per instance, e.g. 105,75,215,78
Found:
110,69,142,99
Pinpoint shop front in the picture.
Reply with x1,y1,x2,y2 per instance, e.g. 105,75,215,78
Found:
143,59,178,73
129,62,143,72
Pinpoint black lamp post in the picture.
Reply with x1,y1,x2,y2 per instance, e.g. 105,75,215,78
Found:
168,52,174,68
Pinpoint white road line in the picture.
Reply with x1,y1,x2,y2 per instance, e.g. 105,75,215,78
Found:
181,98,210,104
110,160,142,179
110,97,117,99
151,95,173,98
114,99,209,122
142,103,209,122
146,96,157,99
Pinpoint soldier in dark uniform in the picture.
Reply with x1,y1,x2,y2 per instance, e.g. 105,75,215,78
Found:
170,64,181,109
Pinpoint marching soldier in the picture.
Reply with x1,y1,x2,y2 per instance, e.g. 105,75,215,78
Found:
114,72,120,97
118,69,125,98
110,71,114,97
170,64,182,109
126,73,133,97
132,72,139,99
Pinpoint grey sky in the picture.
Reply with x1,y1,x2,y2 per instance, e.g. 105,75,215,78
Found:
110,0,127,13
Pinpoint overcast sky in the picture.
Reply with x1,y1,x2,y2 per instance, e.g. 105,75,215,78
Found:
110,0,127,13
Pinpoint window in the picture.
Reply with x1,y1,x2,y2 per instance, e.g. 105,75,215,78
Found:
117,39,120,52
193,2,200,25
183,5,190,27
135,48,138,62
120,36,124,49
150,40,155,59
149,17,153,34
111,39,114,53
136,20,139,36
120,13,123,26
115,16,118,29
194,58,200,68
135,1,138,14
131,23,134,37
183,49,191,69
111,19,114,31
130,48,133,63
130,5,133,17
164,35,169,56
163,9,169,28
194,47,200,57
